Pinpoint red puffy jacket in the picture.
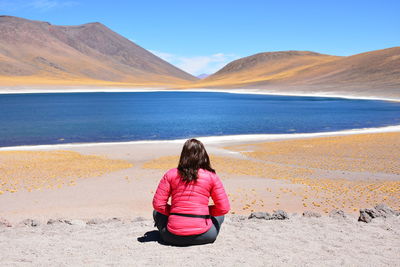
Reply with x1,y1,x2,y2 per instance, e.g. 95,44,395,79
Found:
152,168,230,236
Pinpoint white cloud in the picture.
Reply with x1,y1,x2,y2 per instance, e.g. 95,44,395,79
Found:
150,50,239,76
29,0,78,10
0,0,77,12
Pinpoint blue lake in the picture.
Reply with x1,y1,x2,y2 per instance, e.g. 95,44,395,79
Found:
0,91,400,147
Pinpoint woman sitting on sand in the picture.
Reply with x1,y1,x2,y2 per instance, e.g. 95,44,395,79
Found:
152,139,230,246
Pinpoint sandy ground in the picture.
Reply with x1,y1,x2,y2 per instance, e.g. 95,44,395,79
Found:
1,215,399,266
1,132,400,265
1,132,399,222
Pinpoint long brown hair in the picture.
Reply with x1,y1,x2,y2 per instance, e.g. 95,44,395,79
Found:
177,139,215,183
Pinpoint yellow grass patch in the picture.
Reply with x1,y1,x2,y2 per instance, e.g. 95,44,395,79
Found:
0,150,133,193
0,74,192,87
226,133,400,175
142,139,400,212
142,154,314,180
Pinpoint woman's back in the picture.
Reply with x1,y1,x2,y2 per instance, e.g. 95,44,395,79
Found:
153,168,230,236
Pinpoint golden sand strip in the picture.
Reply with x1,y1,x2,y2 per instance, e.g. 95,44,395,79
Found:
0,150,133,194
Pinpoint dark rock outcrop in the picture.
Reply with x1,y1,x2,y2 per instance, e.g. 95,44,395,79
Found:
272,210,289,220
329,209,346,219
358,204,396,223
249,211,289,220
248,212,271,220
374,204,395,218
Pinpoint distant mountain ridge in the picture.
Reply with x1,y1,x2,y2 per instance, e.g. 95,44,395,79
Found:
194,47,400,97
0,15,196,86
196,73,209,79
203,51,339,83
0,16,399,98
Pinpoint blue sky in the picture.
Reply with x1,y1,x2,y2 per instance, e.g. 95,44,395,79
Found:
0,0,399,75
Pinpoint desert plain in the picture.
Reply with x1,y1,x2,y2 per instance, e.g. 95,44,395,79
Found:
0,130,399,265
0,130,399,221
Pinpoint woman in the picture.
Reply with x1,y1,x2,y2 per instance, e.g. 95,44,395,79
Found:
152,139,230,246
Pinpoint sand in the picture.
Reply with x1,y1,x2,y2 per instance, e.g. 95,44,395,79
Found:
0,150,132,194
0,131,399,265
1,215,399,266
0,132,399,220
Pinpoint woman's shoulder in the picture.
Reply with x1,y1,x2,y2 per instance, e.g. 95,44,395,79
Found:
198,168,218,179
164,168,179,178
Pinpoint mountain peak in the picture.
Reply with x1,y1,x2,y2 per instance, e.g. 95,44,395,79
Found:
0,15,196,85
80,21,105,27
197,73,209,79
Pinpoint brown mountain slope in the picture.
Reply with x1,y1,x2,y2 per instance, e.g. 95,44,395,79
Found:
285,47,400,87
194,48,400,97
201,51,340,85
0,16,196,86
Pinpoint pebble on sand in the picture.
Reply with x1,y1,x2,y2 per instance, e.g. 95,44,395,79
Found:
86,218,105,225
64,219,86,226
248,212,271,220
0,217,12,227
302,211,322,218
329,209,347,219
20,219,40,227
47,219,67,225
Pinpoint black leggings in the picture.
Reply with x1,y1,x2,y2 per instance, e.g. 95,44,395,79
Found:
153,210,225,246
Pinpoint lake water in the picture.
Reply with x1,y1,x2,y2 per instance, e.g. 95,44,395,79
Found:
0,91,400,147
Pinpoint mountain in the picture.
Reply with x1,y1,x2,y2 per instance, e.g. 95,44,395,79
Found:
194,48,400,97
199,50,339,84
0,16,197,86
196,73,209,79
0,15,398,97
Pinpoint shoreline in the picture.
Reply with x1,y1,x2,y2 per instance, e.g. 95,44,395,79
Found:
1,124,400,151
1,87,399,221
1,130,399,225
1,87,400,151
0,87,399,103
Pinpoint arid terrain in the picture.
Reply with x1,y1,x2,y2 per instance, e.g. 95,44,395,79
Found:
192,47,400,98
0,132,399,265
1,8,399,266
0,16,399,99
0,16,196,87
0,132,399,221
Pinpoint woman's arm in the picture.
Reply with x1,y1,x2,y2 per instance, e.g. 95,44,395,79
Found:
152,172,171,215
209,174,230,216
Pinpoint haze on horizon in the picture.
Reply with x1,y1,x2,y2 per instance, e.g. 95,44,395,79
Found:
0,0,399,76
